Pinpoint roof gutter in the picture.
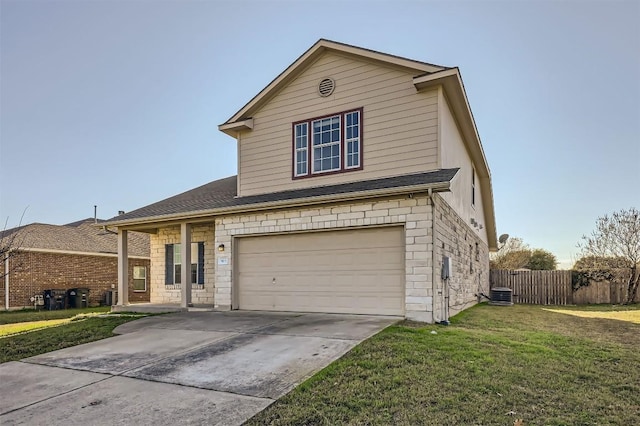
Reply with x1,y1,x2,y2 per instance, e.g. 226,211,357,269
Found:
16,247,149,260
4,252,9,310
104,180,452,229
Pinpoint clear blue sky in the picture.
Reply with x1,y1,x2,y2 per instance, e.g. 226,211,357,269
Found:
1,0,638,268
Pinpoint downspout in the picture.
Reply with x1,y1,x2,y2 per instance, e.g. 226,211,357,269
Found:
428,188,437,322
236,131,242,197
4,251,9,310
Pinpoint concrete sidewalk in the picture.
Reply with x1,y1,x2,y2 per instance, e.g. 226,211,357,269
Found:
0,311,398,425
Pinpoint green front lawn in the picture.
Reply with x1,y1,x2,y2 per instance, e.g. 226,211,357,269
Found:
246,304,640,425
0,306,111,324
0,307,150,363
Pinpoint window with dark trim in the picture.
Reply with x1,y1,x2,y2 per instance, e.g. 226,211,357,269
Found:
165,242,205,286
471,168,476,207
293,108,363,178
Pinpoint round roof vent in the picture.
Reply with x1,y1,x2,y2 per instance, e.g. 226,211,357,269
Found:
318,78,335,97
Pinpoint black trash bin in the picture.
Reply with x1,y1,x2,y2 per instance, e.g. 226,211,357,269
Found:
67,289,77,308
68,288,90,308
43,289,67,310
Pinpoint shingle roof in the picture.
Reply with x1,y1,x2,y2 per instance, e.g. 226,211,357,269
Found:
109,175,238,222
1,218,149,257
105,169,459,224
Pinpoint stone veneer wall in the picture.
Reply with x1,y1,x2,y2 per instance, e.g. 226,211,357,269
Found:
214,196,437,322
143,195,489,322
432,193,490,320
149,224,215,305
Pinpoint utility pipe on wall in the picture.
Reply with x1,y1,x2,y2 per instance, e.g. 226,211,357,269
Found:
4,252,9,310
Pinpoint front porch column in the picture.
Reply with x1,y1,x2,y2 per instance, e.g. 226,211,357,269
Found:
117,229,129,306
180,223,192,308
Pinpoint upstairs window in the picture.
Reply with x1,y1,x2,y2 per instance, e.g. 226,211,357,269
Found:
313,115,341,173
294,123,308,176
471,168,476,207
293,108,363,178
345,111,360,169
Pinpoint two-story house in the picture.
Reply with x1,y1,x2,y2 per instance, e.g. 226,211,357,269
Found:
104,39,497,323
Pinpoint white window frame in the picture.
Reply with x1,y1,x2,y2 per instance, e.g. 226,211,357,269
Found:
344,110,360,169
133,266,147,292
173,243,199,285
312,115,341,174
294,123,308,177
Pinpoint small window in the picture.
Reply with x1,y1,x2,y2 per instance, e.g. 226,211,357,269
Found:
469,245,473,273
133,266,146,292
475,243,480,261
173,244,182,284
345,111,360,169
294,123,308,177
471,168,476,207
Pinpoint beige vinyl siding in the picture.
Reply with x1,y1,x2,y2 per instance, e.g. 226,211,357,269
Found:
439,90,488,245
238,51,439,196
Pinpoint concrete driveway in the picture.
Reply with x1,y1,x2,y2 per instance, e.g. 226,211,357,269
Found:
0,311,398,425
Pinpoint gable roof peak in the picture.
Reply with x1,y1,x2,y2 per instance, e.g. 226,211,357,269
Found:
314,38,450,71
220,39,450,131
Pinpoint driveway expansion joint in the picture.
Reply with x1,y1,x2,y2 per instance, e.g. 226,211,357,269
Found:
113,330,243,376
242,330,360,341
0,369,114,417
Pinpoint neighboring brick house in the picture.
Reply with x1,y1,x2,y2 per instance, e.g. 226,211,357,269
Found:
103,39,498,323
1,218,150,309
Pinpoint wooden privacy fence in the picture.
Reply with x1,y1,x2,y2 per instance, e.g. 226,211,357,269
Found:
573,272,640,304
490,270,572,305
490,269,638,305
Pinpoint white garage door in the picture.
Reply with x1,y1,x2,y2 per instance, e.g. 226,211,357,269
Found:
236,226,404,315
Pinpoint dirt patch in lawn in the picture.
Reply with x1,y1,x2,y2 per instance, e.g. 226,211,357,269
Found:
543,308,640,324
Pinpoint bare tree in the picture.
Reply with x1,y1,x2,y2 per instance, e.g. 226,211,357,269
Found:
490,237,558,270
0,211,28,280
490,237,532,270
573,255,632,270
580,208,640,304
